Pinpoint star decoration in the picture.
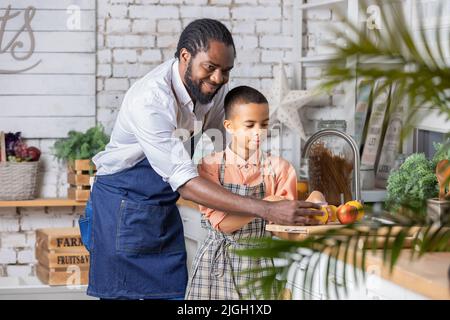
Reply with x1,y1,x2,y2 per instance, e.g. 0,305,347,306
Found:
266,62,316,140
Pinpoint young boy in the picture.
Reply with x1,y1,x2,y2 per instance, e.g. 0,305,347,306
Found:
185,86,300,300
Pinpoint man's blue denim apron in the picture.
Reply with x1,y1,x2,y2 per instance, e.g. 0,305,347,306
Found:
79,158,187,299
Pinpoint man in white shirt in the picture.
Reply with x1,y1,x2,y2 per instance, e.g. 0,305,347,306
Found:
80,19,320,300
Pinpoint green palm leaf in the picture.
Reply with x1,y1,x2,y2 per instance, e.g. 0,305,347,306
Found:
321,0,450,137
235,217,450,300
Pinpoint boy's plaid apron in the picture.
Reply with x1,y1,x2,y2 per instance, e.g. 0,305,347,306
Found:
186,151,276,300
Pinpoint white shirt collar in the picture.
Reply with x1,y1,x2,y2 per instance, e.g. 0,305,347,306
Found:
225,144,262,166
171,59,193,109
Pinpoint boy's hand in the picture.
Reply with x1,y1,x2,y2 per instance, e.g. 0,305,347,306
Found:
264,200,322,226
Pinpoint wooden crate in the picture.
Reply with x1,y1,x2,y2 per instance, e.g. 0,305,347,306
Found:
36,263,89,286
35,227,90,286
36,247,90,268
67,188,90,202
67,159,95,201
36,227,87,252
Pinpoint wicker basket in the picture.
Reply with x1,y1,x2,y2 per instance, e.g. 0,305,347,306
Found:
0,161,39,200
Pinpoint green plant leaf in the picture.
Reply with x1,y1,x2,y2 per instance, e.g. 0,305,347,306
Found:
52,125,110,162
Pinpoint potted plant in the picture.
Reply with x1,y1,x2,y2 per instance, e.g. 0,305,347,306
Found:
52,125,109,201
386,142,450,221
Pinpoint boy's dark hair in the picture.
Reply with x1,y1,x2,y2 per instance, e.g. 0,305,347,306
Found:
175,19,236,59
224,86,268,119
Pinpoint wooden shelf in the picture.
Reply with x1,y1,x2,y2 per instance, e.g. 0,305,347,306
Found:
0,198,87,208
0,198,196,209
299,0,346,10
299,54,339,63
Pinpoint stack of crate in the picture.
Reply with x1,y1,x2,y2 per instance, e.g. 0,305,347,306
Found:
68,159,96,201
35,227,89,286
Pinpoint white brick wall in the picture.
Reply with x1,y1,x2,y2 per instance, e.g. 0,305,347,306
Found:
0,233,26,248
17,249,35,264
95,0,302,138
0,207,83,278
0,250,17,265
6,265,34,278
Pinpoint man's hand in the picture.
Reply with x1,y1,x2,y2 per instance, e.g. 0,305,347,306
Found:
179,176,322,226
263,200,322,226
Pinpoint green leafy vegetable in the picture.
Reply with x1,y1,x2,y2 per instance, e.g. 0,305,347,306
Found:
52,125,110,162
386,154,439,216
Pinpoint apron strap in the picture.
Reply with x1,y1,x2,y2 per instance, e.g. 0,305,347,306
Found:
260,151,276,180
218,151,226,185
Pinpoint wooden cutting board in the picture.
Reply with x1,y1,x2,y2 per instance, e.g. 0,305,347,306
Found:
266,223,422,235
266,223,420,248
266,222,343,235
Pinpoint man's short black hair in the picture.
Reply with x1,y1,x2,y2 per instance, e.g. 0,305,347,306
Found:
175,19,236,59
224,86,269,119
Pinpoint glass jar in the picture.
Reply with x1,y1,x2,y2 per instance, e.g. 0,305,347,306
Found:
306,120,354,206
316,120,350,159
317,119,347,133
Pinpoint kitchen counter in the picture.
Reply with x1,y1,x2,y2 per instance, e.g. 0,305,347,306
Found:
0,276,97,300
360,250,450,300
267,223,450,300
176,199,450,300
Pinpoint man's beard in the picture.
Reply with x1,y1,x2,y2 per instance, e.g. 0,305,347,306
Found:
184,60,222,105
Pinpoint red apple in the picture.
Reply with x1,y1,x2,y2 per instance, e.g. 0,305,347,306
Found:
336,204,358,224
27,146,41,161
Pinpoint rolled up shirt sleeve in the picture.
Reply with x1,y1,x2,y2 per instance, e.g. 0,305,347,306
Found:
129,93,199,191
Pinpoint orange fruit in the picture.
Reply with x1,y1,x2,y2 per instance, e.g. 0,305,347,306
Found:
312,206,329,224
297,181,308,194
326,205,338,222
297,181,309,200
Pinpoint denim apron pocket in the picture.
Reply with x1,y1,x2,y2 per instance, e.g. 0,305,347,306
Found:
79,196,93,252
116,199,168,254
